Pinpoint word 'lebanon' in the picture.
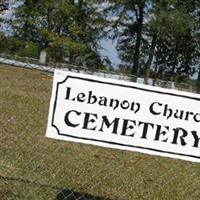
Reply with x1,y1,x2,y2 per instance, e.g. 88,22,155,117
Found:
46,70,200,163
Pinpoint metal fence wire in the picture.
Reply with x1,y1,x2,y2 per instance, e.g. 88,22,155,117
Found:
1,55,200,200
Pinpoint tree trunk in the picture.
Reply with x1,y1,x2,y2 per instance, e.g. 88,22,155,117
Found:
132,28,142,75
131,2,145,76
171,42,179,81
144,34,157,83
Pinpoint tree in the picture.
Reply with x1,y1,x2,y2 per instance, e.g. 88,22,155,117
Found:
106,0,150,75
10,0,107,69
0,0,8,39
149,0,198,81
105,0,200,81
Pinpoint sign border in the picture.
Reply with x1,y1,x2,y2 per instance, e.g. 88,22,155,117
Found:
51,74,200,160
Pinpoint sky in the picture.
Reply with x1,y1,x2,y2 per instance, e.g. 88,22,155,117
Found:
100,39,121,67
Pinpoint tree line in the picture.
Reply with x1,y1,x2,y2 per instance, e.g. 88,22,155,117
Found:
1,0,200,85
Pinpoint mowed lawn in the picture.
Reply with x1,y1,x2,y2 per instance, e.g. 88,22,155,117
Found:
1,64,200,200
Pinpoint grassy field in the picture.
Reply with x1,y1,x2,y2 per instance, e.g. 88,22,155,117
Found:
1,64,200,200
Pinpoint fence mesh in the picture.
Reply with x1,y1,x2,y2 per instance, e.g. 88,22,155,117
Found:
1,55,200,200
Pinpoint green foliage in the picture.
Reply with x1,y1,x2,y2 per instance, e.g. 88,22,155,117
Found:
150,1,198,80
106,0,200,81
9,0,107,69
2,0,200,81
0,36,39,58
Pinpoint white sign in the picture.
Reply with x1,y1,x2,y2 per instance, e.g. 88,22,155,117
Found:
46,70,200,163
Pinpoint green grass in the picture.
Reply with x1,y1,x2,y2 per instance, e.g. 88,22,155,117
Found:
1,64,200,200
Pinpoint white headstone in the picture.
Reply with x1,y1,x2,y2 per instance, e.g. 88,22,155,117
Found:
39,50,47,64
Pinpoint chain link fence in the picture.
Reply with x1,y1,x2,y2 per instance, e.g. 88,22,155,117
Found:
1,54,200,200
0,53,196,92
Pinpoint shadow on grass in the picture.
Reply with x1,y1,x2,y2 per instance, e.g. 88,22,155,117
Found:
56,189,112,200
